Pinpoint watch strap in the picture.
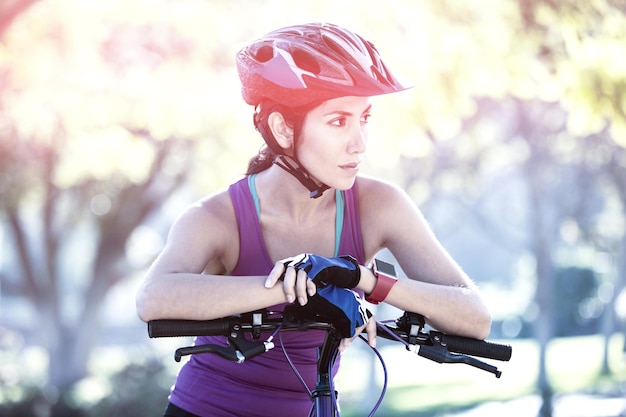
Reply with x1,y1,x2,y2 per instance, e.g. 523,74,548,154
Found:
365,259,398,304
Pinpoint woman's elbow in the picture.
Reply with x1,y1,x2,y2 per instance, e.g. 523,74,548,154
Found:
135,285,159,323
475,307,492,340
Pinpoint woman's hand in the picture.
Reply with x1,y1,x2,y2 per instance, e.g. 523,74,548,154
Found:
265,260,317,305
265,253,362,306
339,313,376,353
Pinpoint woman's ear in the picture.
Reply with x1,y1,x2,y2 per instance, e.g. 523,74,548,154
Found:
268,112,294,153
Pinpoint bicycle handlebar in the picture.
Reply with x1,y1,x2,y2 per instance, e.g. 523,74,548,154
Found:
441,333,512,362
147,309,511,377
147,317,237,338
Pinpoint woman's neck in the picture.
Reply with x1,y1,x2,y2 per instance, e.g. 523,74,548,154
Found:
254,164,335,223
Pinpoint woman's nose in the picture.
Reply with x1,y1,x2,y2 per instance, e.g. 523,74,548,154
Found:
348,127,367,154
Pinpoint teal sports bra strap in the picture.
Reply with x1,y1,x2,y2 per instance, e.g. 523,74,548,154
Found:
248,174,344,257
248,174,261,218
334,189,344,257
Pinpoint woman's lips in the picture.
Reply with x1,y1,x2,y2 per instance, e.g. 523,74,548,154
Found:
340,161,361,172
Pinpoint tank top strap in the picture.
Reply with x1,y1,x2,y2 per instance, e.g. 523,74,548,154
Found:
337,181,365,265
228,177,274,275
334,189,344,257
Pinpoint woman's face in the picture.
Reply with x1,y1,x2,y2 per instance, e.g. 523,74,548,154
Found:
295,96,372,191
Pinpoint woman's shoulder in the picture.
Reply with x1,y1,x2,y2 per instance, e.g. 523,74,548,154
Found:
165,188,239,268
355,175,421,226
355,175,409,206
173,188,236,234
354,175,419,257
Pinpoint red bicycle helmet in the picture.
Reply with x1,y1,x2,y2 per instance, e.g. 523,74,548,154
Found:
236,23,409,107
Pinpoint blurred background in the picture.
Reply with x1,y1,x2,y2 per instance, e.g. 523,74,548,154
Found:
0,0,625,416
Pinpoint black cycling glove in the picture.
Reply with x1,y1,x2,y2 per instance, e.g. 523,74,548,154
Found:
292,285,370,338
280,253,361,288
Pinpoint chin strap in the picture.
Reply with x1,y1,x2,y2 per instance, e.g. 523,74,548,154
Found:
273,156,330,199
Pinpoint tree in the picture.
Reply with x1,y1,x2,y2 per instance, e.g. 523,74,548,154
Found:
383,2,626,416
0,1,252,412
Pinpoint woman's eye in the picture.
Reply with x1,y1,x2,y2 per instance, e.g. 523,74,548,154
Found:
331,117,346,127
361,113,371,123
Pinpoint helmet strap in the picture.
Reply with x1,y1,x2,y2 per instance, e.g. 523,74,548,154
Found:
273,156,329,199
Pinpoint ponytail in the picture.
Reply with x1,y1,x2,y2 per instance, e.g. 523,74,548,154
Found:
246,146,276,175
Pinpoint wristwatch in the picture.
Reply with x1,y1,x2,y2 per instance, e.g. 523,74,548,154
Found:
365,258,398,304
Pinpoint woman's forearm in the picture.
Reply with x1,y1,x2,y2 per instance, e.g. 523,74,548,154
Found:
136,273,288,322
379,277,491,340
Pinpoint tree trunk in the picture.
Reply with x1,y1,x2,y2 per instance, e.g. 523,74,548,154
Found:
616,237,626,356
526,130,555,417
600,249,621,375
531,210,555,417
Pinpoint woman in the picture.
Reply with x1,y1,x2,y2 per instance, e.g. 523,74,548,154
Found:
136,23,491,417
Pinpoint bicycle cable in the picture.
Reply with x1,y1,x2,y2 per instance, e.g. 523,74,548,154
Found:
359,328,389,417
278,320,394,416
278,330,314,399
329,349,340,416
376,319,411,348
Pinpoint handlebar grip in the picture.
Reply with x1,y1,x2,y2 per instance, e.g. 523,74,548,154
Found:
148,319,234,338
443,334,512,361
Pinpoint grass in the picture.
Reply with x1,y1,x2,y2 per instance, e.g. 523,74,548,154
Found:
334,333,626,416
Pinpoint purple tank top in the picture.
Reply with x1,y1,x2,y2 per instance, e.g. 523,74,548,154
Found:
169,177,365,417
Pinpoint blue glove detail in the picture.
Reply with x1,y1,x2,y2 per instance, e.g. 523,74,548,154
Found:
281,253,361,288
292,285,370,338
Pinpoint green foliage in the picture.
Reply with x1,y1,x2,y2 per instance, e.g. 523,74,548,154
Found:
552,267,600,336
0,357,174,417
88,359,172,417
0,388,87,417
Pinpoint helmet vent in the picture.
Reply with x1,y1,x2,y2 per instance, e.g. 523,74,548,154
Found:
292,48,321,74
321,35,360,70
254,44,275,63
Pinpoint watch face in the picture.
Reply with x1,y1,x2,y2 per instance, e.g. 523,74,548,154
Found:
374,259,396,277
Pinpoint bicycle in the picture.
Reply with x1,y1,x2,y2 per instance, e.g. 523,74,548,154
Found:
147,302,512,417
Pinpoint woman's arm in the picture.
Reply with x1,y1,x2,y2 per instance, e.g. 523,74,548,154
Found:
356,177,492,340
135,193,289,322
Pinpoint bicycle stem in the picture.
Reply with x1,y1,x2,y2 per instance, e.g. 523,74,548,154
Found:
311,329,342,416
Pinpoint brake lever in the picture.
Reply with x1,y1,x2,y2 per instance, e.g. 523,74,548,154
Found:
174,325,274,363
417,344,502,378
228,325,275,362
175,344,241,362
